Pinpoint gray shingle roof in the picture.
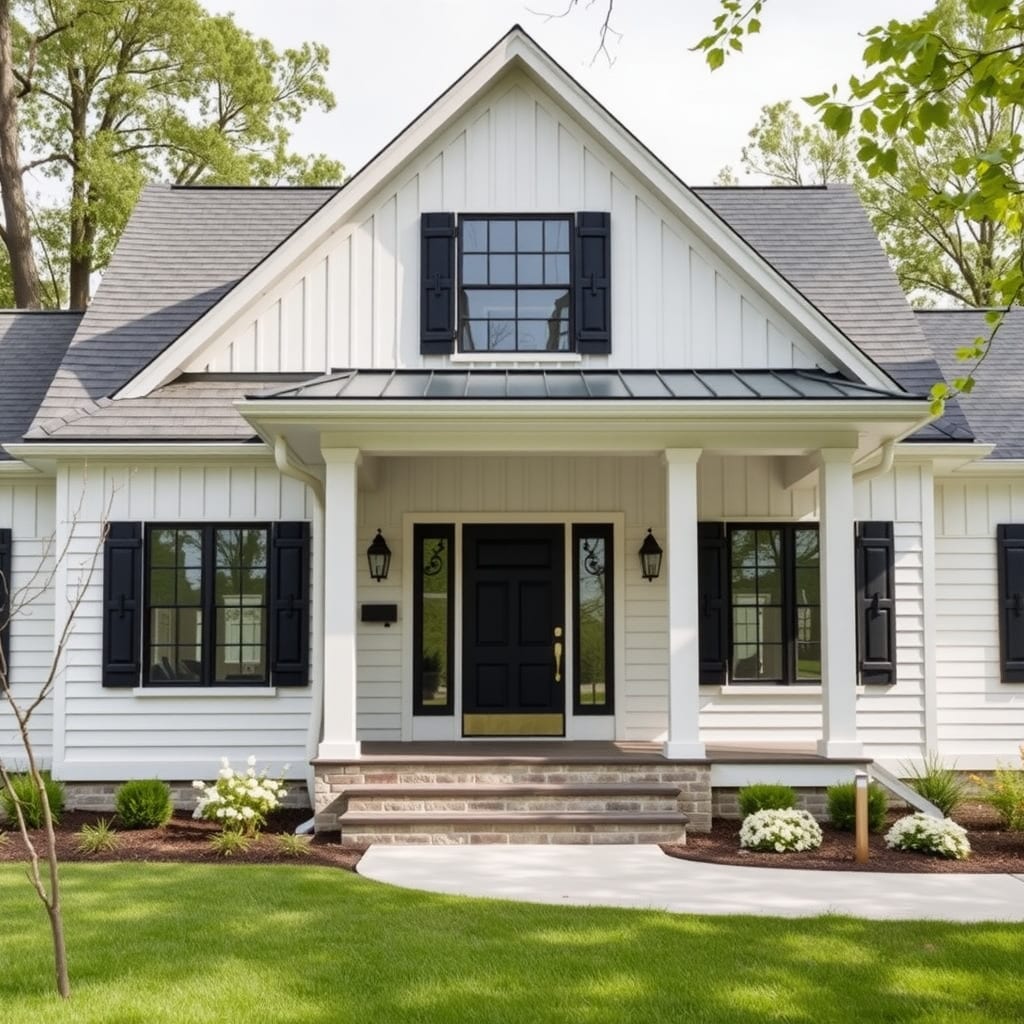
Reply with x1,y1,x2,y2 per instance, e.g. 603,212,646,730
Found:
915,308,1024,458
0,311,81,457
28,184,338,436
261,368,910,402
693,185,973,444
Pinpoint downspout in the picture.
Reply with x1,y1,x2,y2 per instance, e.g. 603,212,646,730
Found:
273,436,325,832
852,409,939,484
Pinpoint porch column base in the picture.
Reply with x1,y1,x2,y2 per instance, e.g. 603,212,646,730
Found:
816,738,864,759
663,740,706,760
318,740,362,760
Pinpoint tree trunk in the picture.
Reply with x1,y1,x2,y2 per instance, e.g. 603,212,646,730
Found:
67,87,90,308
0,0,42,308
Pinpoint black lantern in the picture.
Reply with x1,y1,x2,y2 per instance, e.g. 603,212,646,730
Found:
367,529,392,582
639,528,663,581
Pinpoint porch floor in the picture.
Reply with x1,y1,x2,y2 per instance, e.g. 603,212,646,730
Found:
318,740,870,766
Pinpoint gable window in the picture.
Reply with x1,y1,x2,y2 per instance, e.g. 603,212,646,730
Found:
420,211,610,356
101,519,309,689
459,216,572,353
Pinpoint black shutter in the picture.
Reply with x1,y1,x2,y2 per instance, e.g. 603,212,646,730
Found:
997,525,1024,682
421,212,456,354
102,522,142,688
270,522,310,686
698,522,728,684
0,528,11,681
855,521,896,685
574,211,611,354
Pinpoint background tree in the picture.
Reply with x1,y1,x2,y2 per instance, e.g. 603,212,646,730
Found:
0,0,344,309
738,100,850,185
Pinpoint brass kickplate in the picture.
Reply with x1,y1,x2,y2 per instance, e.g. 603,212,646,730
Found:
463,713,565,737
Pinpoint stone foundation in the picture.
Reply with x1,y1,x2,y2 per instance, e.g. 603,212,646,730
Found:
60,781,311,814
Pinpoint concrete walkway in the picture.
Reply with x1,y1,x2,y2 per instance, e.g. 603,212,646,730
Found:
357,845,1024,922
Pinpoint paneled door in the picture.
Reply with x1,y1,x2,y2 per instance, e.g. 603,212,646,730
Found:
462,525,565,736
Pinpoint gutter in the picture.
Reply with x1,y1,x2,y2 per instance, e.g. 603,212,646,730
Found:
853,408,939,483
272,435,326,828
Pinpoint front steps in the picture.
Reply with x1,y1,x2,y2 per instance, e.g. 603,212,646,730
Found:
314,755,709,844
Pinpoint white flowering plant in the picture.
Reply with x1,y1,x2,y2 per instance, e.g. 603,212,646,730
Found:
193,756,288,837
885,813,971,860
739,808,823,853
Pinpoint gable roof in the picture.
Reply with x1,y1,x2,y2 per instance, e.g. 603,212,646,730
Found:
29,184,337,435
694,185,973,445
105,26,903,400
0,311,80,458
915,308,1024,458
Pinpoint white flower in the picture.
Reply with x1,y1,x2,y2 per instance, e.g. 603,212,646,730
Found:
885,813,970,860
247,754,257,767
220,757,229,768
739,808,822,853
192,780,205,790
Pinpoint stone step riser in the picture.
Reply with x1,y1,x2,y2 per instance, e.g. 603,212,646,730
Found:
342,822,686,845
345,796,680,813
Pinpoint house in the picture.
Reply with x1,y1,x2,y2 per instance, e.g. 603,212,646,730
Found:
1,27,1021,843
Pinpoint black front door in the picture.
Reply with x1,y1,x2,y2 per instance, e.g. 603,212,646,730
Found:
462,524,565,736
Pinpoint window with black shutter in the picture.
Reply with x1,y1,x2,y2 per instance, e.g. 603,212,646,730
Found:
103,521,309,689
855,521,896,685
997,524,1024,683
0,528,11,681
423,210,612,356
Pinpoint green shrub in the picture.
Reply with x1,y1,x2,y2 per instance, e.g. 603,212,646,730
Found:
209,830,251,857
972,748,1024,830
275,832,313,858
902,753,968,818
0,771,65,828
115,779,173,829
76,819,120,855
737,783,796,817
827,781,888,832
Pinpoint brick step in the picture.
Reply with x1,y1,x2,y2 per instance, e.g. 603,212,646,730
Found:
338,811,688,846
349,797,679,813
336,782,682,799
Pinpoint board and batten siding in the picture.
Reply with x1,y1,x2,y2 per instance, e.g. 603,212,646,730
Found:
54,462,315,781
934,476,1024,761
185,75,835,377
0,479,56,767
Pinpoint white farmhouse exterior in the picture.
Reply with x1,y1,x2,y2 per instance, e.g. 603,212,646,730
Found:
1,27,1021,841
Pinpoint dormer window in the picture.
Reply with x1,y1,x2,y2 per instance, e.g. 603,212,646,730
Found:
458,216,572,353
420,211,610,357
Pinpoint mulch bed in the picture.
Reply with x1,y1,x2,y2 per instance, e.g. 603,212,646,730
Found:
0,809,364,871
662,802,1024,873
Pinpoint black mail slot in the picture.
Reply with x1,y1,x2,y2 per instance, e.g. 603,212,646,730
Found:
361,603,398,624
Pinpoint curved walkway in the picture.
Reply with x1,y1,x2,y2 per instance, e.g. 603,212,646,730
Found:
357,845,1024,921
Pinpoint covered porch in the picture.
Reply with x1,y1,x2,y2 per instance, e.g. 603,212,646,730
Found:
237,367,930,839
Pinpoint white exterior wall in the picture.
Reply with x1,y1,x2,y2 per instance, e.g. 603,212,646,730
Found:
696,459,929,762
186,75,835,377
0,477,56,767
54,462,315,781
935,475,1024,764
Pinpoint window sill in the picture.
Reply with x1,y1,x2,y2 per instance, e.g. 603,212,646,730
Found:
132,686,277,698
449,352,583,363
701,684,823,696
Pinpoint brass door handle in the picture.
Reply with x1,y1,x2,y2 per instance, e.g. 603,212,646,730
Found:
554,626,563,683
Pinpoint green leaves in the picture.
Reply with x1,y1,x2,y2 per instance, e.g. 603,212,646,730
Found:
693,0,767,69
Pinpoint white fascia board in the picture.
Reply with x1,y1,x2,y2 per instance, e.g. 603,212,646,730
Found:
946,456,1024,476
4,441,273,474
116,28,900,401
0,458,45,478
892,441,995,473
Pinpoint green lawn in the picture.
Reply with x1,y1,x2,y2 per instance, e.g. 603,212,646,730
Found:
1,864,1021,1024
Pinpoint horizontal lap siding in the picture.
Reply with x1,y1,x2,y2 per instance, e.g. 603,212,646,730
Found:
186,75,829,375
358,454,665,741
57,463,314,779
0,481,56,766
935,478,1024,759
853,467,927,760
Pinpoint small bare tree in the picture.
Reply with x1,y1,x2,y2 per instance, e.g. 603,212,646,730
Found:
0,503,109,1000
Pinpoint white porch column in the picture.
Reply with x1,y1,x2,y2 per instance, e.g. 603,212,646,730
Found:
817,448,862,757
664,448,705,759
319,447,361,759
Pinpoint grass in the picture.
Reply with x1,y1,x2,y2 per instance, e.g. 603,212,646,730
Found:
0,864,1021,1023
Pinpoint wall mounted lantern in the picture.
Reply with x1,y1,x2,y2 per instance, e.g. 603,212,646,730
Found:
639,528,663,582
367,529,392,582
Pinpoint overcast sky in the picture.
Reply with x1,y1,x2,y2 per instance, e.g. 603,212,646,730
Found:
203,0,931,185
